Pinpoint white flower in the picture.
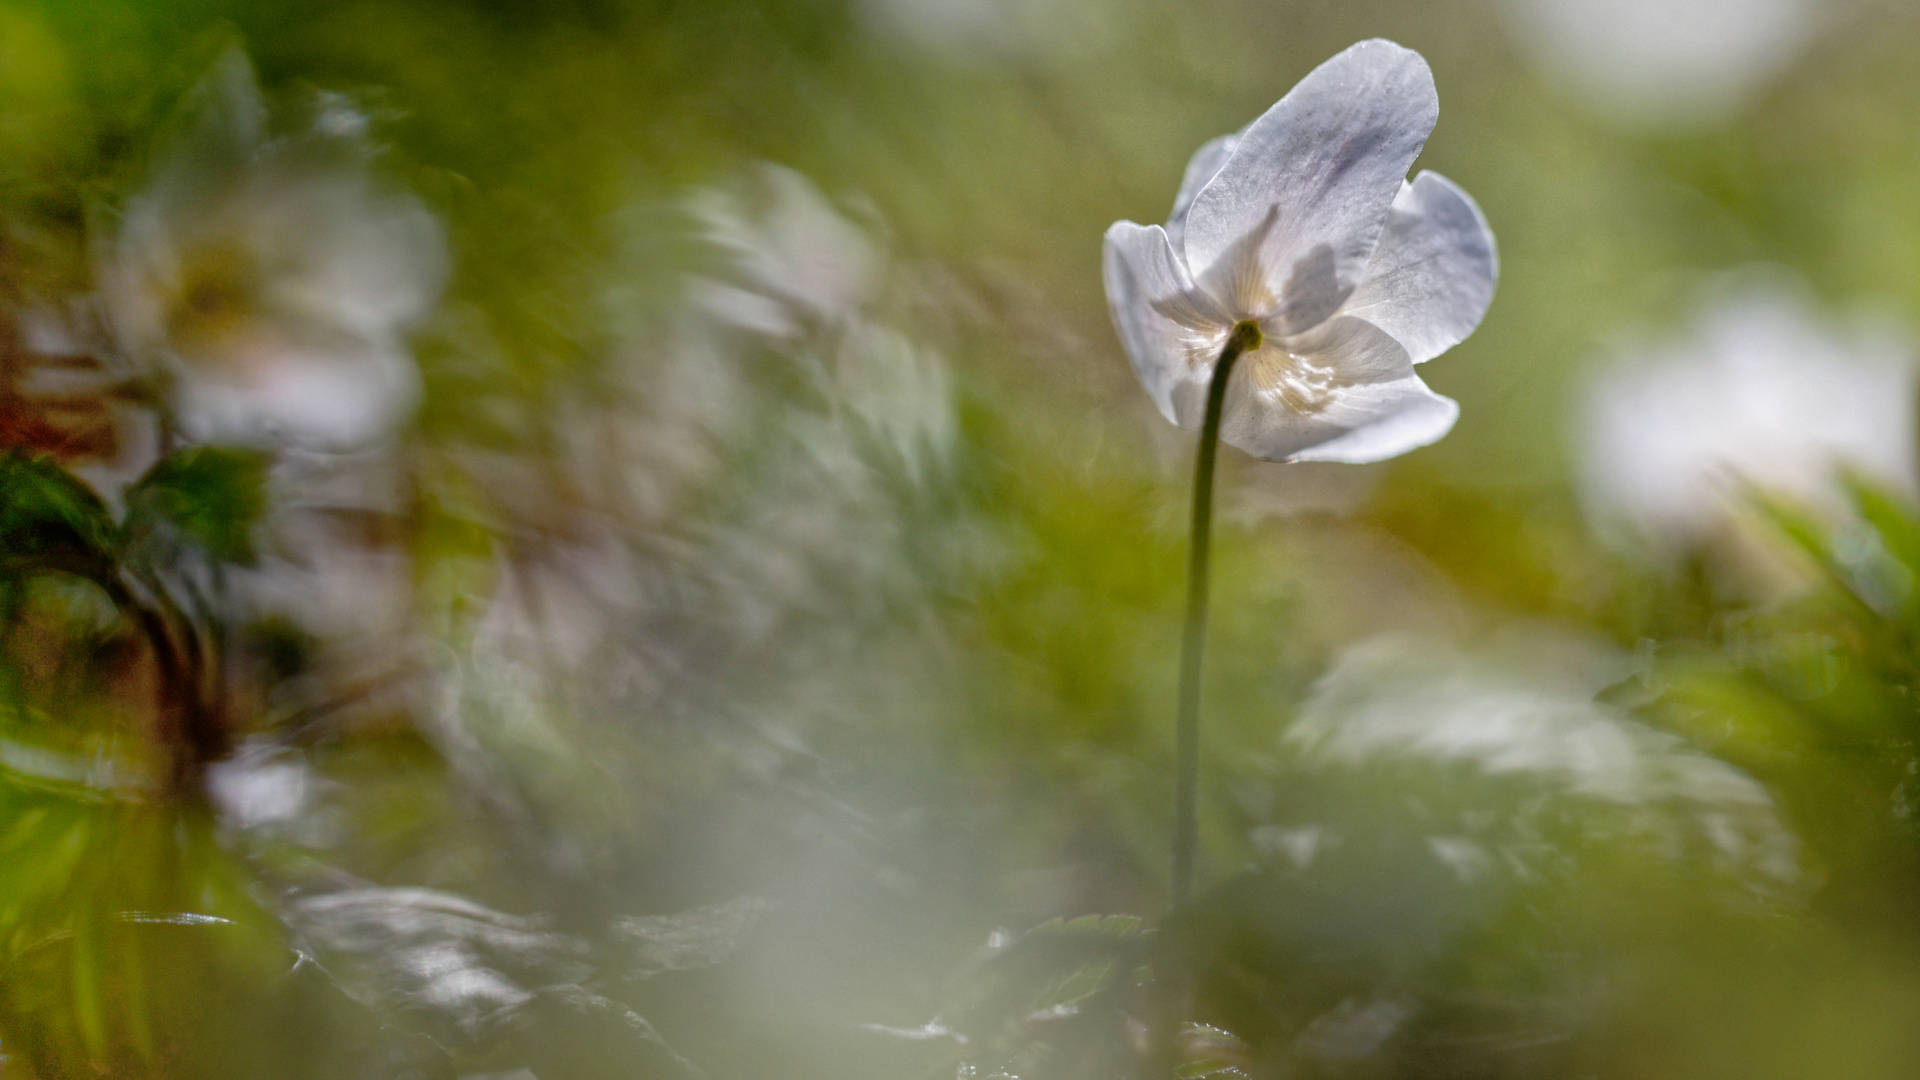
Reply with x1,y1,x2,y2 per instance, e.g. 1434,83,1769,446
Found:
1102,39,1497,464
1579,272,1917,545
1284,634,1800,886
104,50,446,449
856,0,1096,58
688,163,876,338
1496,0,1817,127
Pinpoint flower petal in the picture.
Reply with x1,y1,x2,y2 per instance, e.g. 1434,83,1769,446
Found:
1219,315,1456,462
1165,132,1239,254
1102,221,1233,427
1283,380,1457,463
1341,171,1497,364
174,339,422,449
1182,39,1438,334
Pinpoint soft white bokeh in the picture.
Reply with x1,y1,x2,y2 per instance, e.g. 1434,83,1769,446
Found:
206,747,313,828
441,165,965,815
1579,272,1918,547
104,51,446,450
1497,0,1821,126
689,163,877,338
856,0,1103,57
859,0,1028,52
1103,40,1497,464
1284,633,1801,886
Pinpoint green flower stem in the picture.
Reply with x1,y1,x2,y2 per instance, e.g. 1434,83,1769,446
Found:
1171,320,1261,907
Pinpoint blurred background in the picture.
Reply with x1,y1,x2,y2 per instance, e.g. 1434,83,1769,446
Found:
5,0,1920,1077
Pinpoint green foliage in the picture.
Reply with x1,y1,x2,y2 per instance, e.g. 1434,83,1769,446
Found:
121,446,270,568
1632,479,1920,907
881,914,1151,1080
0,451,117,583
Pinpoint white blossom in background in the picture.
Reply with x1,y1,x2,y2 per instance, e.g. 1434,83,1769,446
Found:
650,162,956,505
206,739,343,848
1282,634,1801,886
689,163,878,338
1496,0,1820,127
1579,272,1917,546
856,0,1100,58
1103,39,1497,464
104,50,446,449
449,164,964,807
1222,632,1801,1061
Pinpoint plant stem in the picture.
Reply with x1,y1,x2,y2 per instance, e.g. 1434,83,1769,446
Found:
1171,321,1259,907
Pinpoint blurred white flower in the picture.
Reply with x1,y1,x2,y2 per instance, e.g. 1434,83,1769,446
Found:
207,745,313,828
608,164,956,536
1579,273,1917,546
1103,39,1497,464
1284,634,1800,885
857,0,1100,58
689,163,876,338
1497,0,1820,126
860,0,1021,52
440,165,967,818
104,50,446,449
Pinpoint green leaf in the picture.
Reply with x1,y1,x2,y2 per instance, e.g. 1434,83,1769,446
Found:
0,450,117,578
1841,472,1920,576
122,446,271,566
70,919,106,1062
1747,490,1830,569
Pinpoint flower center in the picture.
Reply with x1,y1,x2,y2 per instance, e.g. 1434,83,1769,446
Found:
1228,320,1263,354
1245,342,1337,415
167,239,265,367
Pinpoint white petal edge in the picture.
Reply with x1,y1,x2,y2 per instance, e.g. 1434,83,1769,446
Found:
1165,132,1238,254
1341,171,1497,364
1102,221,1232,428
1182,39,1439,334
1285,381,1457,463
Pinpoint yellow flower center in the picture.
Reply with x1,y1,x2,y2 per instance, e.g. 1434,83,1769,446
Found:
166,240,265,368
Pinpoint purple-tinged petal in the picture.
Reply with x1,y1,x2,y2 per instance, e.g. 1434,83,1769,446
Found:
1183,39,1438,335
1342,171,1497,364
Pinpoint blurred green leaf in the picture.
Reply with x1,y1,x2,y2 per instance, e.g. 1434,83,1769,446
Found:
69,918,105,1062
1843,472,1920,578
121,446,270,567
0,450,116,580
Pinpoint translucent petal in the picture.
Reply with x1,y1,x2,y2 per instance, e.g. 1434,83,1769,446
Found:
1342,171,1498,364
1283,380,1457,463
1102,221,1233,428
1165,132,1238,254
1218,315,1455,462
1182,40,1438,335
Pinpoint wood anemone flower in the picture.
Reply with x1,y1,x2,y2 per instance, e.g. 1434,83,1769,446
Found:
1103,38,1496,464
1106,40,1498,910
105,51,446,451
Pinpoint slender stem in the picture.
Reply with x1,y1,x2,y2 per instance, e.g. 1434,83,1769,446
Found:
1171,321,1260,907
